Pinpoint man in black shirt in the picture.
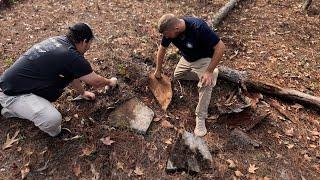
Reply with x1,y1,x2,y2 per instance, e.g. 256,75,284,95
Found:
0,23,117,137
155,14,225,137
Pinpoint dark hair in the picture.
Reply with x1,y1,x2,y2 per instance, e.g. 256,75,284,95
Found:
66,23,94,44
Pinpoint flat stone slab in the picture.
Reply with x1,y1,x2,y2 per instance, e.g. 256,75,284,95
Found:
226,128,261,150
217,106,270,131
166,130,212,174
108,97,154,134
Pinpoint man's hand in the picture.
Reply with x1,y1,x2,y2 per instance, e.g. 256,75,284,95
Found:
108,77,117,87
154,69,162,79
81,91,96,100
200,71,214,87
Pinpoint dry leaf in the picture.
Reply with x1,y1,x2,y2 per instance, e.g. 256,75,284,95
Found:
164,138,172,145
287,144,294,149
21,166,30,179
248,164,259,174
74,114,79,118
292,103,303,111
284,128,294,137
258,177,271,180
64,116,71,122
274,132,282,139
309,144,317,148
310,130,320,136
161,120,174,129
134,166,144,176
80,146,95,156
304,154,312,162
116,162,124,170
100,136,115,146
235,170,244,177
226,159,236,169
2,130,20,150
73,163,81,177
17,146,22,152
153,117,161,122
63,135,82,141
90,164,100,180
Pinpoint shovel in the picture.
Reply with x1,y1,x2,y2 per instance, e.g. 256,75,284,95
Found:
148,72,173,111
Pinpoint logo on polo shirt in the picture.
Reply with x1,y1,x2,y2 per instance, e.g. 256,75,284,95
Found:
186,42,193,49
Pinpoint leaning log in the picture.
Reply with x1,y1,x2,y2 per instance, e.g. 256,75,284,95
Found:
302,0,312,11
212,0,242,28
217,66,320,110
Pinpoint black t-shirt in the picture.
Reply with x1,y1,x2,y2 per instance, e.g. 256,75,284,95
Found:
0,36,93,102
161,16,220,62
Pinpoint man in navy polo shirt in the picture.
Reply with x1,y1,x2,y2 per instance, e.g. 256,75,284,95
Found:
154,14,225,137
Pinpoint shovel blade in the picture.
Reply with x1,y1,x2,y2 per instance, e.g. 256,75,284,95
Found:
148,73,172,111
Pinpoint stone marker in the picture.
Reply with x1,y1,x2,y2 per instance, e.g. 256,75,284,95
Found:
108,97,154,134
166,130,212,173
227,128,261,149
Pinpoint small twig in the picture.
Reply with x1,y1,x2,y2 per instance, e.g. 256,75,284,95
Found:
225,88,237,105
35,160,50,172
177,80,184,98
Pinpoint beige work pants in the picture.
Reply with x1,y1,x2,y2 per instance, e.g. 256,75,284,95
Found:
174,57,218,120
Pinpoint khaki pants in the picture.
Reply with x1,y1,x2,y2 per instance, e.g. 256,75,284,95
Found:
0,91,62,137
174,57,218,120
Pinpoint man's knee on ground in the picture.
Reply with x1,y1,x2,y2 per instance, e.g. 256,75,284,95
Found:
35,110,62,136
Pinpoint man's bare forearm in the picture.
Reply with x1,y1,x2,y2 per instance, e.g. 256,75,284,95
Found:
70,79,85,95
206,40,225,73
155,46,167,72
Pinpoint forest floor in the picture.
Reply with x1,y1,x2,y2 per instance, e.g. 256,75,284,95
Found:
0,0,319,179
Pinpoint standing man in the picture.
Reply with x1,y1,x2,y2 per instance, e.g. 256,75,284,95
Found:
0,23,117,137
154,14,225,137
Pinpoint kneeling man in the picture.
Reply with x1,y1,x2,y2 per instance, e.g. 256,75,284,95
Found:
0,23,117,137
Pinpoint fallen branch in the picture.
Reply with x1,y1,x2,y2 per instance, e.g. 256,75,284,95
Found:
217,66,320,111
302,0,312,11
212,0,242,28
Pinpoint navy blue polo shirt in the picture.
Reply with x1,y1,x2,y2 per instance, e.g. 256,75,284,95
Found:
0,36,93,102
161,16,220,62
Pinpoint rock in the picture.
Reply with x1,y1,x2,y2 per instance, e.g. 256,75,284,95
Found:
227,128,261,149
166,130,212,174
108,97,154,134
217,106,270,131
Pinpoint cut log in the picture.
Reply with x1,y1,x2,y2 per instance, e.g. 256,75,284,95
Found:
212,0,242,28
217,66,320,110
